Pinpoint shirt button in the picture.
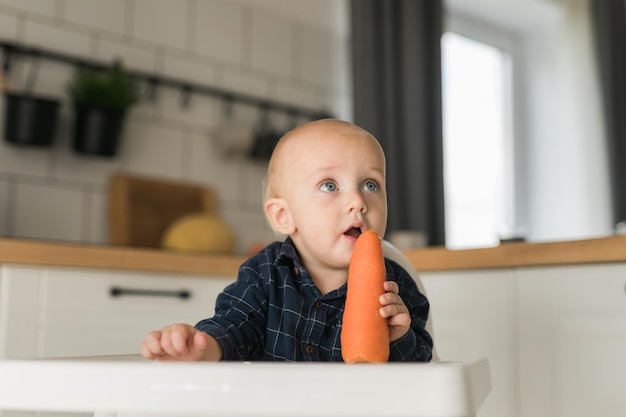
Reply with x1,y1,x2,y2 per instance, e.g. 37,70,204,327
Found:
305,344,314,354
315,300,323,308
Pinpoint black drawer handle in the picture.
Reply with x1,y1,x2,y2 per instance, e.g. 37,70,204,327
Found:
110,286,191,300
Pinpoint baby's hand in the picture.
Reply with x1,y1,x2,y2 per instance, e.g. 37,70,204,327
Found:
379,281,411,343
140,323,214,361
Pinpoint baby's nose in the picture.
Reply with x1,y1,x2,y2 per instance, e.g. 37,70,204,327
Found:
347,191,367,213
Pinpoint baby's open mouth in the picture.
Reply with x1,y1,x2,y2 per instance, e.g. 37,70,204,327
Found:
344,227,362,239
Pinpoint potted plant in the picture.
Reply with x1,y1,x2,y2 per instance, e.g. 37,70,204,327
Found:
2,71,60,147
66,60,139,157
3,92,60,147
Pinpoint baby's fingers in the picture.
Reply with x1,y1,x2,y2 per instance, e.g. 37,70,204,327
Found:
189,331,210,356
382,280,399,294
167,330,191,355
378,282,407,318
141,331,166,359
379,282,402,309
379,301,405,318
160,327,193,357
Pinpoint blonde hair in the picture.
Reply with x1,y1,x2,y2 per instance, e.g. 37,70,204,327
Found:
263,119,379,203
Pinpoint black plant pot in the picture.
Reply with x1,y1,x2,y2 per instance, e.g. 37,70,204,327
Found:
249,129,282,159
72,105,126,157
4,93,60,147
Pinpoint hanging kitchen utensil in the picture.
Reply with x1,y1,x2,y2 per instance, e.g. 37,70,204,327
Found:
212,97,256,157
3,55,60,147
249,105,282,160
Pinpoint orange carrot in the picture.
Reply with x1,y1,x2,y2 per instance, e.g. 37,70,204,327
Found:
341,230,389,363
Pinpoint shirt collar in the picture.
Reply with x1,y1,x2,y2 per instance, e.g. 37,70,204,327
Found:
275,237,302,266
276,237,348,299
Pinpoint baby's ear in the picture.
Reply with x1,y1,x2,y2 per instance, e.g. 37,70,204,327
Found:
264,197,296,235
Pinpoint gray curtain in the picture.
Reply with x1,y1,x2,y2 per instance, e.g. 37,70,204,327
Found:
350,0,445,246
591,0,626,228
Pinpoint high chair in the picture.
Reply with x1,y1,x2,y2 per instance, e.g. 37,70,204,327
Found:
382,239,439,361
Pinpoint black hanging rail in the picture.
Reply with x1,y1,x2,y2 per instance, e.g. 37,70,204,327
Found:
0,40,332,120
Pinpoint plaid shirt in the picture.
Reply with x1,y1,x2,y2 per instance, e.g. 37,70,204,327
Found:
195,238,433,362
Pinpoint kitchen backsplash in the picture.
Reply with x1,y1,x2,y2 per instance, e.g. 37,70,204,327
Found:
0,0,350,254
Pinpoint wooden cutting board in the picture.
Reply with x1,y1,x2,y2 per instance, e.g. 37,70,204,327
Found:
108,174,216,248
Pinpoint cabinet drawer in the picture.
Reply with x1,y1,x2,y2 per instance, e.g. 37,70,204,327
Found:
39,268,234,357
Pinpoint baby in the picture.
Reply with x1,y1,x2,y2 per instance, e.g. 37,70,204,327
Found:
141,119,432,361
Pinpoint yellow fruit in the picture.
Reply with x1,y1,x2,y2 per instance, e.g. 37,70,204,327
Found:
161,213,235,254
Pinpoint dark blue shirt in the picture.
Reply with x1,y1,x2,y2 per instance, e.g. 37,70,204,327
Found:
195,238,433,362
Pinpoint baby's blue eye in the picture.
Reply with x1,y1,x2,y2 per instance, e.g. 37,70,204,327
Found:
362,180,379,192
320,181,337,192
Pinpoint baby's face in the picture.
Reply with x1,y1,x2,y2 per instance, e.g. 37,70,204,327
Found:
278,124,387,270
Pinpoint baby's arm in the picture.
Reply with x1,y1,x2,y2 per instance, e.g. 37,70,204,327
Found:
379,281,411,343
140,323,222,361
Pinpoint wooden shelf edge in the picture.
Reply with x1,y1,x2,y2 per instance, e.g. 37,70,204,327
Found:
404,235,626,271
0,238,246,276
2,235,626,275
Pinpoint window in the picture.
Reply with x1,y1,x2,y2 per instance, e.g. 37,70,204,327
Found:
441,31,515,249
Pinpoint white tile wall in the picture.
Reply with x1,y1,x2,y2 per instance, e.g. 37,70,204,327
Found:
0,177,8,236
28,61,73,99
120,120,186,180
161,55,217,86
158,88,221,129
0,12,17,39
218,67,269,99
0,0,349,252
97,39,158,73
194,0,245,65
299,26,339,88
273,80,330,113
63,0,126,36
0,0,57,17
220,204,277,255
51,115,124,186
240,158,270,208
249,8,293,78
3,60,70,136
131,0,188,51
13,180,84,241
0,132,51,178
23,20,92,58
85,188,108,244
238,0,348,35
189,130,243,202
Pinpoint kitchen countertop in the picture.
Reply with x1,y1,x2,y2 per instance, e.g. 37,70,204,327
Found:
0,238,244,276
1,235,626,275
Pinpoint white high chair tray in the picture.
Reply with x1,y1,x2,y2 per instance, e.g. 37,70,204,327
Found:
0,356,490,417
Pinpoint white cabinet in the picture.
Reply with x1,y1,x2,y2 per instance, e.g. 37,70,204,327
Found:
0,265,234,358
0,266,39,359
3,260,626,417
0,264,235,417
421,263,626,417
420,269,516,417
518,264,626,417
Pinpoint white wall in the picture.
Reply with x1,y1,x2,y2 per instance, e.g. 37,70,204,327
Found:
446,0,614,244
522,0,612,242
2,0,612,252
0,0,350,254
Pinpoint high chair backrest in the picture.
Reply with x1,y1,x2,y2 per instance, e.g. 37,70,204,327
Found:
382,239,439,361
